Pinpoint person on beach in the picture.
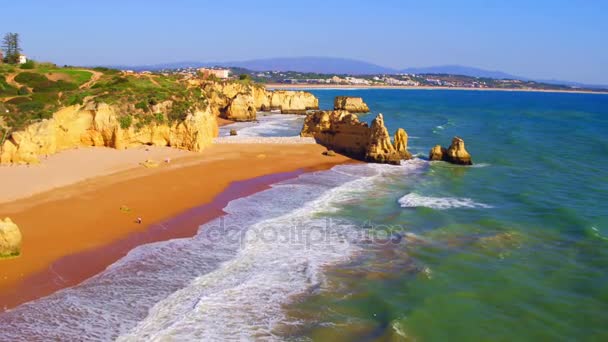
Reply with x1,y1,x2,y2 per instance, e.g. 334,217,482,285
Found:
136,217,142,224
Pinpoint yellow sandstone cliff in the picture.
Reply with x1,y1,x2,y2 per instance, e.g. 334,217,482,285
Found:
0,101,218,164
198,81,318,121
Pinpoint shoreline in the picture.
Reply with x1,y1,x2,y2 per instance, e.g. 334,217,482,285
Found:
265,83,608,95
0,143,354,310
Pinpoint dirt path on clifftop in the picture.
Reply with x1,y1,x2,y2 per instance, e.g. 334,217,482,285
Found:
79,70,103,89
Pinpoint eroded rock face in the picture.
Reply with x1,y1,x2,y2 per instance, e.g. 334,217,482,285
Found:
201,81,318,119
394,128,413,160
429,137,473,165
0,102,218,164
0,218,22,258
334,96,370,113
226,93,256,121
301,111,411,164
268,91,319,114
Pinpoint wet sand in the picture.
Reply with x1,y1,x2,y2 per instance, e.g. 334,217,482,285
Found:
0,143,353,310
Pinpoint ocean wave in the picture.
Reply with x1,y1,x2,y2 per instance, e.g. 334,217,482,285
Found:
219,114,304,137
398,193,492,210
0,164,393,341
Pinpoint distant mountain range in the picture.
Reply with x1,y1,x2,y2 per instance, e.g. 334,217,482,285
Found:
111,57,607,89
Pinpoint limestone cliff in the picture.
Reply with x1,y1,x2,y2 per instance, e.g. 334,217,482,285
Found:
0,101,218,164
199,81,318,120
301,111,412,165
0,218,22,258
334,96,370,113
429,136,473,165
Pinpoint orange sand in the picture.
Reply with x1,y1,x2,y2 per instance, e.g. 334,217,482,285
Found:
0,143,353,309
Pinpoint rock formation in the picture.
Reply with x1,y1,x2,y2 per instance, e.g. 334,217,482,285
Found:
394,128,413,160
429,136,473,165
334,96,370,113
0,218,22,258
199,81,318,121
301,111,412,165
267,90,318,114
0,101,218,164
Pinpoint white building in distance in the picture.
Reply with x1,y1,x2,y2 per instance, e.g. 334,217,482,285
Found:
198,68,230,79
18,55,27,64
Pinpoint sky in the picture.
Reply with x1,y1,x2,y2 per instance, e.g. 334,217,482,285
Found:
2,0,607,84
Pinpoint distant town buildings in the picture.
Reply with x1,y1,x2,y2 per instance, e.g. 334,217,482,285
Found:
198,68,230,79
18,54,27,64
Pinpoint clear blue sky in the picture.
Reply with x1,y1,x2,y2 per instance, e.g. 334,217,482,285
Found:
3,0,607,84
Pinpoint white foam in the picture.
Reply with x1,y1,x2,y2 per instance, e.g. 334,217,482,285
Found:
219,114,304,138
398,193,492,210
0,163,395,341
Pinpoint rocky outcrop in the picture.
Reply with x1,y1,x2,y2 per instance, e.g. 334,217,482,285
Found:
429,136,473,165
394,128,413,160
0,218,22,258
200,81,318,120
334,96,369,113
301,111,411,165
267,91,318,114
1,102,218,164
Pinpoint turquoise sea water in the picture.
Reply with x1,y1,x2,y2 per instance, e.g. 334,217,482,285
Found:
1,89,607,341
282,89,608,341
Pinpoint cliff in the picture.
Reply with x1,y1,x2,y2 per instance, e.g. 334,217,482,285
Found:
429,136,473,165
301,111,411,164
1,101,218,164
198,80,318,121
334,96,370,113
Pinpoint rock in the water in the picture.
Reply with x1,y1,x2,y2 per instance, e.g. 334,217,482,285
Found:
429,137,473,165
301,111,411,165
0,218,22,258
334,96,370,113
229,129,238,136
394,128,413,160
429,145,447,161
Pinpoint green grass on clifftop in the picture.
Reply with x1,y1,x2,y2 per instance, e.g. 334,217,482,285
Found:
0,62,208,133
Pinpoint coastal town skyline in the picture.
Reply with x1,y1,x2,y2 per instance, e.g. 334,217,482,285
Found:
3,0,607,84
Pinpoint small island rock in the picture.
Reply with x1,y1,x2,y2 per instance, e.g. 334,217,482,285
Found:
429,137,473,165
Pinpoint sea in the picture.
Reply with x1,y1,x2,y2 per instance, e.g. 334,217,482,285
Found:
1,89,607,341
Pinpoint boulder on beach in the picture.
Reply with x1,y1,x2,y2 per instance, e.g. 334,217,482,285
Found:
0,217,22,258
334,96,370,113
230,129,237,136
429,137,473,165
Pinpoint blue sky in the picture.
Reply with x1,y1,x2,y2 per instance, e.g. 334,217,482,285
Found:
2,0,607,84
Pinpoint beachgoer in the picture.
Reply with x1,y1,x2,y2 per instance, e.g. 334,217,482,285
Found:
136,217,142,224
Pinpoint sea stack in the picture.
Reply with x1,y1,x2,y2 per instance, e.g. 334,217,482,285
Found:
0,217,22,258
334,96,370,113
301,111,412,165
429,136,473,165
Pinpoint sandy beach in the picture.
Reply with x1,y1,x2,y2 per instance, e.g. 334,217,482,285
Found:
0,143,353,310
266,83,608,95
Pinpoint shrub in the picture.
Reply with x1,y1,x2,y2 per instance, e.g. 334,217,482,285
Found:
135,100,148,112
118,115,132,129
17,86,30,95
239,74,251,81
153,112,165,124
20,60,36,69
